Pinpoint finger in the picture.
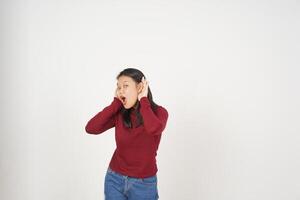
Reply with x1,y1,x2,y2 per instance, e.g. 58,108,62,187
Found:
141,78,145,86
145,81,148,89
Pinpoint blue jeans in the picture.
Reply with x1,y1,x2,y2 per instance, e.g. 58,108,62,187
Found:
104,167,159,200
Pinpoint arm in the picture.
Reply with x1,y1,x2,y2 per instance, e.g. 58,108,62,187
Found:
85,97,123,134
139,97,169,136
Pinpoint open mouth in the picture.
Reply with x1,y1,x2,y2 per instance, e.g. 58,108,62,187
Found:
120,96,126,104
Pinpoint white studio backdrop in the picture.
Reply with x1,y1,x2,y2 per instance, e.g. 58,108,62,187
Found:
1,1,299,200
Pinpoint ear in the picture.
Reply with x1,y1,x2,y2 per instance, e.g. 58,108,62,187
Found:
137,82,143,93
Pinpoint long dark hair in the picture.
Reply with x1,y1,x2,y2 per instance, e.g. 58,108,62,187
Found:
116,68,159,128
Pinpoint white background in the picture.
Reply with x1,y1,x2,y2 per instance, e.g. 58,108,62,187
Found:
1,0,300,199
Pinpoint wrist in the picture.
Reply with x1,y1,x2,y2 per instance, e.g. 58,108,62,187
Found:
139,96,147,101
138,96,144,100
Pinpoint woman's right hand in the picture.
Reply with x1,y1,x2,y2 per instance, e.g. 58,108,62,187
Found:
115,87,122,102
114,87,118,98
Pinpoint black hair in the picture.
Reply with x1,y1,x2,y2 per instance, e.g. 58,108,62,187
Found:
116,68,159,128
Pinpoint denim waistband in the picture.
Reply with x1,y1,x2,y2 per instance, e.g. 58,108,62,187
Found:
107,167,157,180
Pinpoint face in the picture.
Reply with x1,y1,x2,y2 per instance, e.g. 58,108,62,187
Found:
116,75,142,109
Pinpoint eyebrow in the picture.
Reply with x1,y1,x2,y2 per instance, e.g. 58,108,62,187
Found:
117,81,129,85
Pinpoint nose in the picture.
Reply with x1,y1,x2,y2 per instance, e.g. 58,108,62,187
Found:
119,89,124,96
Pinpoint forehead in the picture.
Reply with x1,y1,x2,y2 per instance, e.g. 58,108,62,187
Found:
117,76,134,85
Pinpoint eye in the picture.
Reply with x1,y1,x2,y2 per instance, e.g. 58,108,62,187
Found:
124,85,128,88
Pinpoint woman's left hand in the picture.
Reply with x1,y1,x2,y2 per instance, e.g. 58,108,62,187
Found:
138,77,149,101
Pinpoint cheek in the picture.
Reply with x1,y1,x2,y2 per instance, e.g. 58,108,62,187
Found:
127,89,138,97
127,91,138,101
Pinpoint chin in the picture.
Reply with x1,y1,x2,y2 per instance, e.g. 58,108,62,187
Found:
124,105,132,109
123,100,137,109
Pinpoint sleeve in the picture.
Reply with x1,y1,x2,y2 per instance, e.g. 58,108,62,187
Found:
85,97,123,134
139,97,169,136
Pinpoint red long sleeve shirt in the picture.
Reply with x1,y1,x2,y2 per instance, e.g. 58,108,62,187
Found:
85,96,168,178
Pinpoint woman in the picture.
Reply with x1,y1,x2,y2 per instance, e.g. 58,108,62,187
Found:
85,68,169,200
